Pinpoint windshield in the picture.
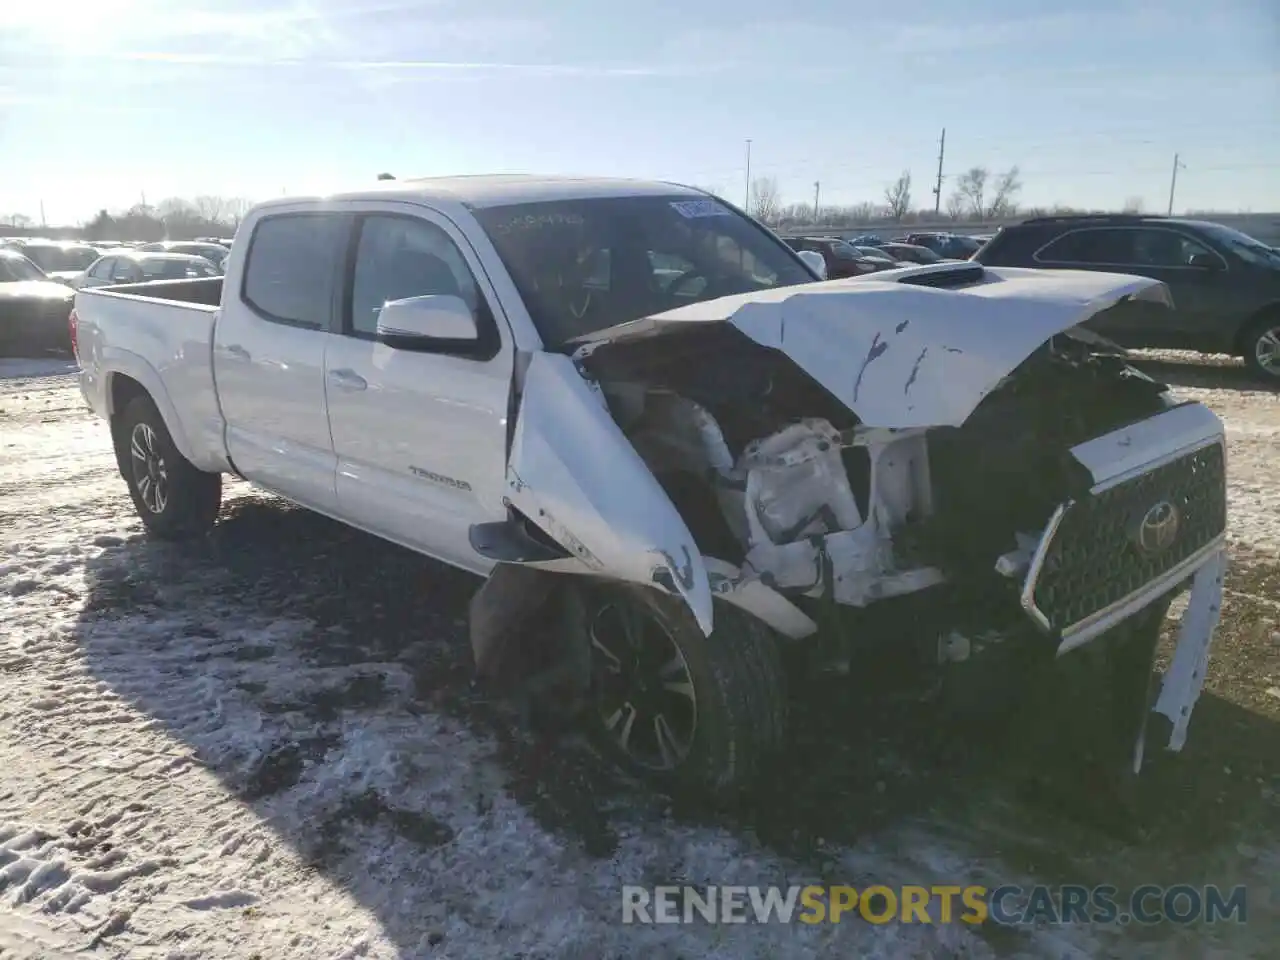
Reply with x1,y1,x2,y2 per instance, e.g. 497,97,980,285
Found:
894,245,940,263
0,253,46,282
141,258,218,280
826,240,860,261
1198,223,1280,268
19,245,98,272
472,195,813,345
857,246,896,262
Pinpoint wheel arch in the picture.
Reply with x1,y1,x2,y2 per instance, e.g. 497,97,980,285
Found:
468,558,815,691
103,357,198,465
1233,300,1280,354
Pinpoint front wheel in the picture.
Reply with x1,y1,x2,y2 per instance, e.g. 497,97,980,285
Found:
114,395,222,540
1241,314,1280,381
570,584,788,800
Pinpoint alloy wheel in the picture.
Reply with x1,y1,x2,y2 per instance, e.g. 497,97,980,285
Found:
1255,325,1280,377
129,422,169,514
588,596,697,771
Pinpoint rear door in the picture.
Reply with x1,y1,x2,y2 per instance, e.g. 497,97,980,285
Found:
1034,226,1226,346
213,210,349,512
323,205,514,571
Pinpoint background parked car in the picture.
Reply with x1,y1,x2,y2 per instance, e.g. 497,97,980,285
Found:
783,236,891,277
134,240,229,268
74,251,223,290
973,214,1280,379
853,245,905,269
0,249,75,355
893,232,984,259
879,242,946,265
0,240,102,285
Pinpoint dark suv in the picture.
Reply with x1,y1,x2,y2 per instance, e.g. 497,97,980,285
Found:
974,214,1280,380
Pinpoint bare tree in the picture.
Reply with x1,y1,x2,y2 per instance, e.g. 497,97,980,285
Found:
952,167,988,219
749,176,781,224
156,197,194,219
4,213,34,228
224,197,254,229
987,167,1022,218
192,195,236,223
883,171,912,222
1121,195,1145,214
846,201,877,224
944,191,967,221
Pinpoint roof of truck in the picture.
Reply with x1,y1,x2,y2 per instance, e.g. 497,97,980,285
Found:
305,174,708,210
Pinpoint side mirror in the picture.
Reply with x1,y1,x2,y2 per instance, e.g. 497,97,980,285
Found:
797,249,827,280
375,294,478,348
1188,252,1221,271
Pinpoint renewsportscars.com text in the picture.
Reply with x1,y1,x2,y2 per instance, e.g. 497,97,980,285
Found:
621,884,1248,926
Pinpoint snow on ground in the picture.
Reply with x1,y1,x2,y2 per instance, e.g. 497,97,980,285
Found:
0,356,1276,958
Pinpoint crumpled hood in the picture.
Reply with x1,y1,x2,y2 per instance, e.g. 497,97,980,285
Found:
575,264,1171,429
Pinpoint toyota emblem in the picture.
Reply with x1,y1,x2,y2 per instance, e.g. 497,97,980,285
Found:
1136,500,1181,555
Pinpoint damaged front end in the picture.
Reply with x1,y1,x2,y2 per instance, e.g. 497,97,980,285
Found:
473,262,1228,775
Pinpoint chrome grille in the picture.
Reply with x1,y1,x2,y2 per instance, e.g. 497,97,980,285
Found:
1025,442,1226,634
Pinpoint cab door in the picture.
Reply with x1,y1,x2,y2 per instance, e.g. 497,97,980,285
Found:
212,210,348,512
322,205,515,572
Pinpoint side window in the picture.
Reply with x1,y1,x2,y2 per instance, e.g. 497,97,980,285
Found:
110,259,137,282
1036,229,1134,265
349,215,483,337
89,258,113,279
242,214,347,328
1131,230,1217,268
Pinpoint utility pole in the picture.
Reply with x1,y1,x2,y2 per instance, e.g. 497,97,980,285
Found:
39,200,46,228
1167,153,1185,216
932,127,946,216
813,181,821,224
744,139,753,210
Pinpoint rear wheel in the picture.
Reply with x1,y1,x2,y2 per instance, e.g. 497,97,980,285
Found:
1241,313,1280,381
571,584,788,800
115,395,222,540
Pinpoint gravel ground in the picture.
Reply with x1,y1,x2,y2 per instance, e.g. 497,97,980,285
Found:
0,352,1276,959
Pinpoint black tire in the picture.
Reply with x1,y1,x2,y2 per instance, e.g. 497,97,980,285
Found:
1240,312,1280,381
114,395,222,540
572,583,788,800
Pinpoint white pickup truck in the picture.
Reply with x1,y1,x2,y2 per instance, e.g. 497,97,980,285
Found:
73,176,1228,798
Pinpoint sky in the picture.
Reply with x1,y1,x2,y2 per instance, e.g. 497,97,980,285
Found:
1,0,1277,225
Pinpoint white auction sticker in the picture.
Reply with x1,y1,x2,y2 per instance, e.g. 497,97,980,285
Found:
669,199,733,219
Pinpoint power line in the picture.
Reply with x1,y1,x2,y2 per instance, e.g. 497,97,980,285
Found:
672,122,1280,184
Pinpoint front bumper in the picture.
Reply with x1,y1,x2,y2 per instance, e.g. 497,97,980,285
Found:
1021,402,1227,657
1017,401,1229,766
1148,546,1226,757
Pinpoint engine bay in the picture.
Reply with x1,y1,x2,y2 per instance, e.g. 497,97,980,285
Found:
598,332,1172,615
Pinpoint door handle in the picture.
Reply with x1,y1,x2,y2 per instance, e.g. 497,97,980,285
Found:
220,343,250,360
328,368,367,391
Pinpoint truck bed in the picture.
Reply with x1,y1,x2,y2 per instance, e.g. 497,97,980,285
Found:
95,276,224,308
74,278,229,474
